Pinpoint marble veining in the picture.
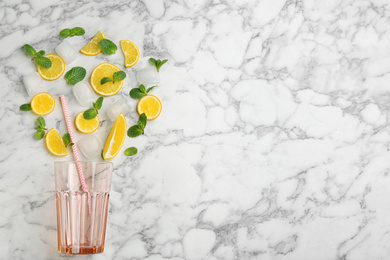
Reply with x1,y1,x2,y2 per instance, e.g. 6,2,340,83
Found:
1,0,390,259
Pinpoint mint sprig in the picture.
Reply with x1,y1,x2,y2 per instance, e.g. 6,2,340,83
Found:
100,71,126,85
35,116,47,140
127,113,147,137
149,58,168,72
20,104,32,111
62,133,74,147
99,39,117,55
65,66,86,85
60,27,85,38
129,84,156,99
23,44,52,69
124,147,138,156
83,97,104,120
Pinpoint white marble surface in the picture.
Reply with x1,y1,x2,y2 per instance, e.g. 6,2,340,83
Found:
1,0,390,259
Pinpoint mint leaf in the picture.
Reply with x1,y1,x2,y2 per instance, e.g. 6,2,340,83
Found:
37,50,45,56
127,125,143,137
35,56,52,69
138,113,147,131
60,28,71,38
83,109,97,120
149,58,157,66
113,71,126,82
95,97,103,110
125,147,138,156
129,88,145,99
150,58,168,72
63,133,71,147
20,104,32,111
36,117,46,129
101,77,112,85
99,39,117,55
65,66,86,85
73,27,85,36
146,86,156,93
23,44,36,56
35,130,45,140
139,84,146,93
101,150,105,160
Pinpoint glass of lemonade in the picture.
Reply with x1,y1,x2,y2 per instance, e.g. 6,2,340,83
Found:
54,161,113,254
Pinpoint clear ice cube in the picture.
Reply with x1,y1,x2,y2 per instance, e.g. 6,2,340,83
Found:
136,67,160,86
72,82,95,107
55,39,78,64
77,134,102,160
23,72,47,97
106,98,131,121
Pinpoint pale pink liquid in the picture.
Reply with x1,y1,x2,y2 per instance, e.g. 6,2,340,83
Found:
56,190,110,254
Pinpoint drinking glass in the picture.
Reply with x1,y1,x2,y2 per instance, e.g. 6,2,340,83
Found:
54,161,113,254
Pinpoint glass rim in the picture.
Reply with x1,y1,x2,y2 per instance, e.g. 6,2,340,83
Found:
54,161,113,166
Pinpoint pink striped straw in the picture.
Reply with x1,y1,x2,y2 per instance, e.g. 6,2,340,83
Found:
60,95,91,214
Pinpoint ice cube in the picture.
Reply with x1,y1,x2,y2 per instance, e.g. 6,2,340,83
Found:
106,98,131,121
77,134,102,160
136,67,160,86
72,82,95,107
23,72,47,97
55,39,78,64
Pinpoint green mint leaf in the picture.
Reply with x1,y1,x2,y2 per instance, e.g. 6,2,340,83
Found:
59,28,71,38
125,147,138,156
149,58,157,66
127,125,143,137
72,27,85,36
63,133,71,147
101,150,105,160
99,39,117,55
23,44,36,56
101,77,113,85
65,66,86,85
92,102,97,111
35,130,45,140
112,71,126,82
146,86,156,93
154,59,168,72
35,56,52,69
95,97,104,110
20,104,32,111
138,113,147,131
36,116,46,129
139,84,146,93
37,50,45,56
129,88,146,99
70,142,74,147
83,109,97,120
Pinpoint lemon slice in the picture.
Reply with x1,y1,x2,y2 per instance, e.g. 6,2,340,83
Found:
75,111,100,133
90,62,124,96
120,40,140,68
80,30,105,56
37,54,65,81
31,92,55,116
45,128,68,157
137,95,162,120
103,113,126,160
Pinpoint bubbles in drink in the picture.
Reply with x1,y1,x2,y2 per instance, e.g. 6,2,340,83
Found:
55,39,78,64
106,98,131,121
23,72,47,97
136,67,160,86
72,82,96,107
77,134,102,160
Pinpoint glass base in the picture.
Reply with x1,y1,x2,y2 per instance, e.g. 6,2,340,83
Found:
59,245,104,255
